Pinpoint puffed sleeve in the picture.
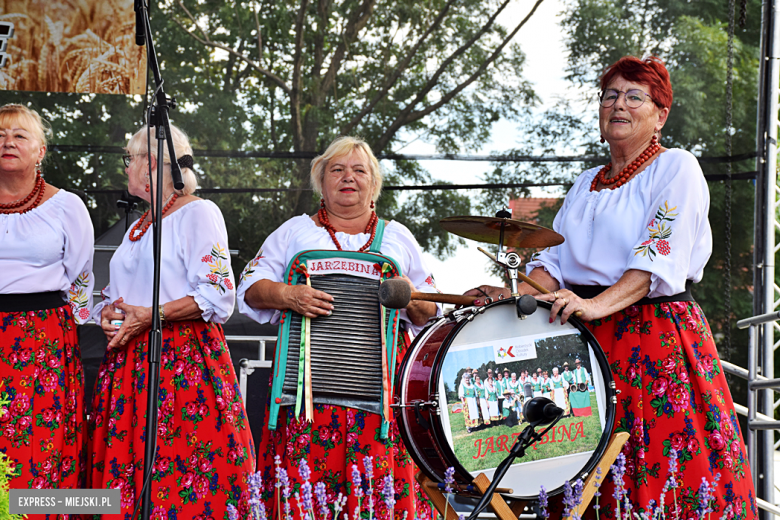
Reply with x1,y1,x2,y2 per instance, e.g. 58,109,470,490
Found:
90,283,112,324
61,193,95,325
625,151,712,296
235,217,301,324
178,201,236,323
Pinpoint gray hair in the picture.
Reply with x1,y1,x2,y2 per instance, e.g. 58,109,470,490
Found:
127,123,198,196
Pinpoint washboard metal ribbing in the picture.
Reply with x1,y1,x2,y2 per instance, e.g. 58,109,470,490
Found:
280,273,386,414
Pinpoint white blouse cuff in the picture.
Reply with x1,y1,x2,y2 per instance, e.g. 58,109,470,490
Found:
91,301,109,325
190,291,220,324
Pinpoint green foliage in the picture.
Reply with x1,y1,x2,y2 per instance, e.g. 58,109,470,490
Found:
3,0,543,270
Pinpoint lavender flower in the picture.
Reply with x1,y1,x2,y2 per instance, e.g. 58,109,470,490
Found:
538,485,549,519
364,456,374,483
299,458,312,482
351,464,363,498
227,504,239,520
571,479,584,520
382,474,396,509
314,482,328,520
697,477,715,518
611,452,627,519
248,471,267,520
562,480,574,517
333,493,346,520
278,468,291,499
593,466,603,513
444,467,455,494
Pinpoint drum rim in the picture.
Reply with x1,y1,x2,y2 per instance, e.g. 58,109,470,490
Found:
403,298,617,499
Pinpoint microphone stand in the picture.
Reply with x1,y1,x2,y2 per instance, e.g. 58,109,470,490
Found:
134,2,185,519
466,411,564,520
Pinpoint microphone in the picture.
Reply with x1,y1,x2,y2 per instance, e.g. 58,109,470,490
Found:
135,0,146,46
522,397,563,425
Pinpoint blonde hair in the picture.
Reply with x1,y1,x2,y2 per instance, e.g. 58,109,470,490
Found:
0,104,51,148
127,124,198,195
310,136,382,202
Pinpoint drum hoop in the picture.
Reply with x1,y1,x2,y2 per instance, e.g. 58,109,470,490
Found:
417,298,616,499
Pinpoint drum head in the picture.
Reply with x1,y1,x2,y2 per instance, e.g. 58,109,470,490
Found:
431,300,615,499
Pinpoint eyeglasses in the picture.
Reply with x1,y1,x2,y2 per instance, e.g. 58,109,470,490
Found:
122,154,146,167
598,88,652,109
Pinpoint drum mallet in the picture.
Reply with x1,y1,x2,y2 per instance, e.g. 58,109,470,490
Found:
378,279,478,308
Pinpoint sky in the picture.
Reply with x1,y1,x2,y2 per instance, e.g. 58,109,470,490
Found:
380,0,576,296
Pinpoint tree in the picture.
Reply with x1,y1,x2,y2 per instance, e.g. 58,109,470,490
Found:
5,0,547,268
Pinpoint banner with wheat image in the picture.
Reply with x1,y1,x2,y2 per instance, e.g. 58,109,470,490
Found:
0,0,146,95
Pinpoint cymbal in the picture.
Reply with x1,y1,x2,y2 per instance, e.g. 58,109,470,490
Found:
440,216,564,249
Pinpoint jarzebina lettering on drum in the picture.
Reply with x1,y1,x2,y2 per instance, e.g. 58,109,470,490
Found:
471,420,586,459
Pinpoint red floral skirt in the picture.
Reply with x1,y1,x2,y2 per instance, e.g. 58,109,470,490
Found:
85,320,256,520
567,302,757,519
255,336,433,520
0,306,85,491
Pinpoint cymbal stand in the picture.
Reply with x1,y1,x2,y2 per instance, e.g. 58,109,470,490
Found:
491,209,522,297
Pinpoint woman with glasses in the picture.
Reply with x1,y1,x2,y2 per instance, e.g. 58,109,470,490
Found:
468,56,756,517
85,124,256,519
0,103,94,491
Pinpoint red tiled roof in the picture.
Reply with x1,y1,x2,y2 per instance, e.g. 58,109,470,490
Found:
508,198,560,221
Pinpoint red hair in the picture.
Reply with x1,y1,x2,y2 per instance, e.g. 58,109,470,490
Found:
600,56,673,109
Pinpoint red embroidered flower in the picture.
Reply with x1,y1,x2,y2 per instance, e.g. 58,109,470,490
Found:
78,308,91,320
641,240,653,246
207,273,218,283
202,255,214,263
225,279,234,290
657,239,671,255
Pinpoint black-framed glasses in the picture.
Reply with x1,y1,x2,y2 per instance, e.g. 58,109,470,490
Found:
122,154,145,167
598,88,652,108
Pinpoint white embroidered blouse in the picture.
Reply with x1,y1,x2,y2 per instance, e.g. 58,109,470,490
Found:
526,149,712,298
0,189,95,323
236,215,441,334
92,199,235,324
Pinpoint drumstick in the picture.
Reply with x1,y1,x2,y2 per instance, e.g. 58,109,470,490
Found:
476,247,582,317
379,279,477,308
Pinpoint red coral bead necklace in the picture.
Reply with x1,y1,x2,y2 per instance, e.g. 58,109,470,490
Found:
590,134,660,191
129,192,178,242
0,173,45,214
318,200,378,252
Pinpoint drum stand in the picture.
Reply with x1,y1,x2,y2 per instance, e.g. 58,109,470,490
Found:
416,431,629,520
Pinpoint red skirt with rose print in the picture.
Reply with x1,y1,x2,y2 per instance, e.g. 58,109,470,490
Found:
562,302,757,519
0,306,85,519
84,320,256,520
255,334,433,520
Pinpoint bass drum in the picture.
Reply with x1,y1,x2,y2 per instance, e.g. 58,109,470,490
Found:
395,299,615,499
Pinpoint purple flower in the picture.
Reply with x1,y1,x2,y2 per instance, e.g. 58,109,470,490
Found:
571,479,584,520
248,471,266,520
301,482,313,513
611,452,627,504
382,474,396,509
444,467,455,494
278,467,291,499
351,464,363,498
363,456,374,483
697,477,715,518
538,486,548,519
314,481,328,519
299,458,312,482
563,481,575,517
227,504,239,520
333,493,346,519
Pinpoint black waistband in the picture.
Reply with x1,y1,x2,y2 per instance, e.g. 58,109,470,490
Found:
569,280,694,306
0,292,67,312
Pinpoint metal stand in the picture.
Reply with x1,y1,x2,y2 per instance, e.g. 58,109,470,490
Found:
416,431,629,520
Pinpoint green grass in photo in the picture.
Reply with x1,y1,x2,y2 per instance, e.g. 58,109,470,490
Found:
446,394,602,473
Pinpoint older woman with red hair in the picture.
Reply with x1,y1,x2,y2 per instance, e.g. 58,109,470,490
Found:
472,56,756,517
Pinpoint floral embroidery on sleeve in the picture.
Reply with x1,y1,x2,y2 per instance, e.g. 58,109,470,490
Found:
633,201,678,261
68,271,92,321
238,249,264,286
202,243,233,294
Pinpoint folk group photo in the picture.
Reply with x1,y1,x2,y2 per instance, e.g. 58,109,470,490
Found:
0,0,774,519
